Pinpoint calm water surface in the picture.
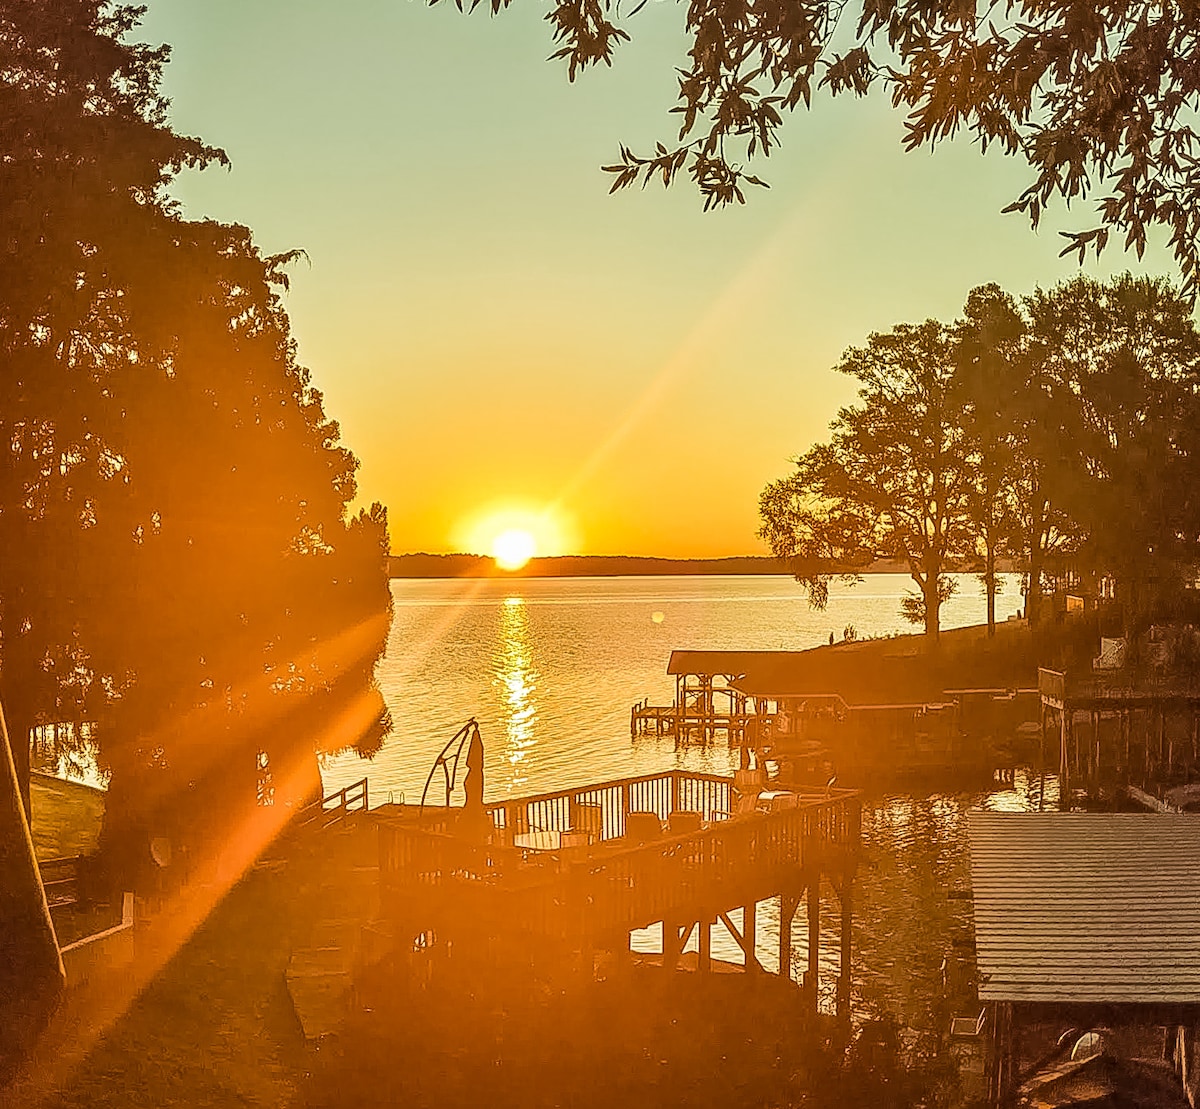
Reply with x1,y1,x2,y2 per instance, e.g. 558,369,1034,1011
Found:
321,572,1024,801
324,572,1045,1027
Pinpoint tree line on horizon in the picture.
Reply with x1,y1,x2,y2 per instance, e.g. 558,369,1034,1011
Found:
0,2,392,883
759,274,1200,642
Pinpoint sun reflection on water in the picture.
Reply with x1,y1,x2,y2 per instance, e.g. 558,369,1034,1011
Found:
493,596,538,791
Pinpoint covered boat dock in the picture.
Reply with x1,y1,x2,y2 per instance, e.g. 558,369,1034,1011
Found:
966,812,1200,1106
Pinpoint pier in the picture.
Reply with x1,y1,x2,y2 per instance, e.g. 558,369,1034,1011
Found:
632,649,1038,778
377,769,861,1016
1038,666,1200,800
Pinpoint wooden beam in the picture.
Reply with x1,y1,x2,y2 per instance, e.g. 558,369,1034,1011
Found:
717,908,762,972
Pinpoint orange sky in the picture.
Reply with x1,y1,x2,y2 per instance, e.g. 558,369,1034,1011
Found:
141,0,1179,558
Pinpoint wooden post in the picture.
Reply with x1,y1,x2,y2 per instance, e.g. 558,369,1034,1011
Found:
1059,707,1070,808
807,875,820,1011
779,893,799,981
698,916,711,973
836,875,852,1020
745,901,757,972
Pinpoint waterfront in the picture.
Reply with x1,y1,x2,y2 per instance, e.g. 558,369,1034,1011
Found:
323,572,1037,1027
321,572,1024,801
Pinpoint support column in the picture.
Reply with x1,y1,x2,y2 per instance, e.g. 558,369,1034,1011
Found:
806,875,820,1011
698,916,711,973
779,893,799,982
745,901,757,972
836,874,852,1020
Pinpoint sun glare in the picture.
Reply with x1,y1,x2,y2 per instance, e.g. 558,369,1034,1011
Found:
455,503,573,566
492,528,537,571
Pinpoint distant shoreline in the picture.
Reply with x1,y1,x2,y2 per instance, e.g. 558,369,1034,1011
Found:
386,553,967,579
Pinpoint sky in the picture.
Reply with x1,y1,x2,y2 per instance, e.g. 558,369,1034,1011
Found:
139,0,1179,559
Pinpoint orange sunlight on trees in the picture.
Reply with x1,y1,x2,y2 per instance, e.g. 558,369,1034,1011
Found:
0,1,393,891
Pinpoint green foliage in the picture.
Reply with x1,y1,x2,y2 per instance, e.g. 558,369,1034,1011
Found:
759,318,973,637
764,272,1200,640
0,1,392,867
467,0,1200,296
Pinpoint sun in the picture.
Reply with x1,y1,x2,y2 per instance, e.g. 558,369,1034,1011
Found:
455,503,575,567
491,528,537,571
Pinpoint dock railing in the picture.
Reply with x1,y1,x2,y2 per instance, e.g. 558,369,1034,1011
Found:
484,768,732,842
379,769,860,943
303,777,369,829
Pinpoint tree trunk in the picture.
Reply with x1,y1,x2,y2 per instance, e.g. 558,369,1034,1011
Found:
986,544,997,638
923,574,941,639
1027,502,1045,628
0,697,64,1073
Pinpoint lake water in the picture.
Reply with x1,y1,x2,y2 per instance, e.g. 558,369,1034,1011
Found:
323,572,1050,1028
320,572,1025,801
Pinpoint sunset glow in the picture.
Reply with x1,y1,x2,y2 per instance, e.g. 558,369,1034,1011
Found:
456,504,572,563
492,528,537,570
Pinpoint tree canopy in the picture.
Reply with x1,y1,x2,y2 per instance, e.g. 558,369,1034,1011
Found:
760,319,974,637
461,0,1200,295
761,273,1200,639
0,1,392,871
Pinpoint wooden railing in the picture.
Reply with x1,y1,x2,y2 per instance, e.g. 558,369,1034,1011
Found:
379,771,860,944
39,854,81,910
304,777,369,829
483,769,732,842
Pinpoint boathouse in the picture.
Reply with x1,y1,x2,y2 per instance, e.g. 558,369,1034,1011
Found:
966,812,1200,1106
1038,665,1200,799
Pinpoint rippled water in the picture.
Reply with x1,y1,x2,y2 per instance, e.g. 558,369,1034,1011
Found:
321,572,1024,802
322,572,1044,1026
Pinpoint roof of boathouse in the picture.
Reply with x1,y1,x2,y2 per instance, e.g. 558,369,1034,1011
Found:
968,812,1200,1005
668,622,1037,705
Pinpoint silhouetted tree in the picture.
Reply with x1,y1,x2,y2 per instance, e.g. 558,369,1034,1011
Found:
954,285,1027,636
0,0,224,814
760,320,973,639
1022,274,1200,630
0,2,392,866
456,0,1200,294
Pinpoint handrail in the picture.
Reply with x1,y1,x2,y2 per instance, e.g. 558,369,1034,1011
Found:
379,782,862,942
303,777,369,829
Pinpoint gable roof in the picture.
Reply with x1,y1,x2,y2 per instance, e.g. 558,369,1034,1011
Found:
968,812,1200,1005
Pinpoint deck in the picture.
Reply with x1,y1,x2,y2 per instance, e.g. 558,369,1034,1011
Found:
378,769,860,1011
1037,667,1200,799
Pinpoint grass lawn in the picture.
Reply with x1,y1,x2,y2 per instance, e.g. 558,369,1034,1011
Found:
30,774,105,861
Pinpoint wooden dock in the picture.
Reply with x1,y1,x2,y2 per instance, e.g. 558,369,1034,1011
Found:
377,769,861,1016
1037,667,1200,800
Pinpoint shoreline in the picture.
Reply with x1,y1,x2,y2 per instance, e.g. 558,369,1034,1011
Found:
388,553,1016,579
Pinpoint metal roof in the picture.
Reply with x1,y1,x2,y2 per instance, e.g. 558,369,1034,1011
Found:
666,650,810,677
968,812,1200,1005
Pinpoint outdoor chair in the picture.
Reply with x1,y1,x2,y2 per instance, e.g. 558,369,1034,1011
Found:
666,809,703,836
625,810,663,845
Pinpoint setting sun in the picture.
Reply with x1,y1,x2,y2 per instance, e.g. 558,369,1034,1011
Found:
492,528,537,570
454,503,574,564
